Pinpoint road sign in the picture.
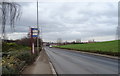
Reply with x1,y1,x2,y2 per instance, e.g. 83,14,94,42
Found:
31,28,39,37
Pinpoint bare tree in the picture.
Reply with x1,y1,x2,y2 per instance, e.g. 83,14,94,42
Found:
0,2,21,39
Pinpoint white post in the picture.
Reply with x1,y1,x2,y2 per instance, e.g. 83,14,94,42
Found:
32,42,35,54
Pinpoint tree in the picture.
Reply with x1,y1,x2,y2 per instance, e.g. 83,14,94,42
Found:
0,2,21,39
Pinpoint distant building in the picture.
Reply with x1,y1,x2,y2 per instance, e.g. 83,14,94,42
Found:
88,39,95,43
57,38,62,45
76,39,81,43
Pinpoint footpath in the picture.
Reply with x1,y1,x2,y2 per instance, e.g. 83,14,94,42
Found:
22,50,53,74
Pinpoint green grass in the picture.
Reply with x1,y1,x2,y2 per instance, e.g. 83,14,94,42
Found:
54,40,119,56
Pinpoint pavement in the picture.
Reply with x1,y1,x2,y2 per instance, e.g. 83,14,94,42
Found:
22,50,52,74
45,47,118,74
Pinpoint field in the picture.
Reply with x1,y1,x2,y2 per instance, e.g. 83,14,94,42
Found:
54,40,119,56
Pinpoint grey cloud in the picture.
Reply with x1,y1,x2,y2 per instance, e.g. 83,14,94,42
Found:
4,2,118,42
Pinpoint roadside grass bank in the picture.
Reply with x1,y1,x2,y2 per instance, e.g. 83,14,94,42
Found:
2,42,40,75
54,40,119,56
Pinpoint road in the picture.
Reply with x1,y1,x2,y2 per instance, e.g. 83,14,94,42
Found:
44,47,118,74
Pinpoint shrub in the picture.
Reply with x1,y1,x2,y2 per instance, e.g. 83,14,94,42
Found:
2,55,26,75
2,42,40,74
16,51,37,64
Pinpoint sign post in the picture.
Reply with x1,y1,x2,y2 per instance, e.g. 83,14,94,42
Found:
31,28,38,54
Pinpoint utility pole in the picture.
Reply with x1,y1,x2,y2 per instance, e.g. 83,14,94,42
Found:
37,0,39,52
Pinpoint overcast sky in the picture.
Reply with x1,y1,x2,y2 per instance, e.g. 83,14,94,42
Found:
4,1,118,42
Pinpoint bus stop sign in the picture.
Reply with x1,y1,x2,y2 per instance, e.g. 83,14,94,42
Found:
31,28,39,37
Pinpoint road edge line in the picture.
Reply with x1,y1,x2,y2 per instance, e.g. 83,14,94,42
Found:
49,61,57,75
75,51,119,59
44,48,58,75
54,47,119,60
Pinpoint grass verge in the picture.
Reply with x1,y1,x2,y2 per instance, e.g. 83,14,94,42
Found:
54,40,119,56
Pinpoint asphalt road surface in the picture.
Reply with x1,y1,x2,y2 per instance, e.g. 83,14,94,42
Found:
44,47,118,74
